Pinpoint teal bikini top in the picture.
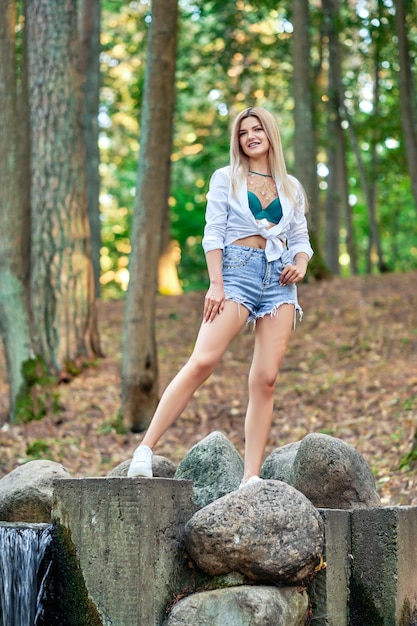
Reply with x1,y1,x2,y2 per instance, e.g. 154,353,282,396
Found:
248,191,283,225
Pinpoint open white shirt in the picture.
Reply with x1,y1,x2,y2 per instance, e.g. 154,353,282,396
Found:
202,166,314,263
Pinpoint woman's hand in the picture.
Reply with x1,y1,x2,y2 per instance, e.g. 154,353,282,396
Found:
279,253,309,285
204,283,225,323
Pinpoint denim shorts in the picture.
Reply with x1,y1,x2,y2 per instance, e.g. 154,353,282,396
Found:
222,244,302,325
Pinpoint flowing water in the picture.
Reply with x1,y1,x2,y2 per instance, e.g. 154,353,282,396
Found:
0,523,52,626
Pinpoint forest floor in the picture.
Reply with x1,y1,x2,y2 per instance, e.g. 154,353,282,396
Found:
1,271,417,506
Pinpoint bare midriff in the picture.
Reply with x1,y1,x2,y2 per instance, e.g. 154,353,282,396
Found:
233,235,266,249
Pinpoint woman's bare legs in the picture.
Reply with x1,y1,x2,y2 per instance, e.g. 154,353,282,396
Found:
242,304,294,483
141,301,249,449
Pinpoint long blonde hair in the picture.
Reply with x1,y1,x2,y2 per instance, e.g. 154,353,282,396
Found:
230,107,300,206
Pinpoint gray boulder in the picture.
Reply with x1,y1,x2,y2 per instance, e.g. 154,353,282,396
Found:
174,431,243,507
109,454,177,478
165,585,309,626
184,479,324,584
0,460,71,522
261,440,299,483
261,433,380,509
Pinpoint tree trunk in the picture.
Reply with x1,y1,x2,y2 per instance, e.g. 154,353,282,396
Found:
79,0,102,298
365,32,387,274
322,0,351,274
26,0,102,374
0,0,33,419
395,0,417,212
292,0,330,279
341,135,357,274
324,146,341,274
327,0,386,274
122,0,179,432
292,0,319,226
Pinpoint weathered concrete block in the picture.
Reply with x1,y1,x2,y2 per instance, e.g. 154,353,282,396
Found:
350,506,417,625
52,478,197,626
309,509,351,626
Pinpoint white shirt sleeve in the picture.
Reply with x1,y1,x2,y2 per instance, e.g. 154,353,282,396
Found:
202,169,230,254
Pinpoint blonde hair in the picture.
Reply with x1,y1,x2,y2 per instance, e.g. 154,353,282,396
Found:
230,107,301,206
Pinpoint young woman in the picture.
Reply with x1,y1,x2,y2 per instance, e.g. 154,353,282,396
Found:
128,107,313,486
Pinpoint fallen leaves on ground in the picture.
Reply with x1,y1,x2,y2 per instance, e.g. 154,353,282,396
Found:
1,271,417,506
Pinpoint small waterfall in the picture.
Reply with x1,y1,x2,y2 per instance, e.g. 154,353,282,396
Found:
0,523,53,626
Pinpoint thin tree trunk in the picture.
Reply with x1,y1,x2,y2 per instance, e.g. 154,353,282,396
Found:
322,0,352,274
79,0,102,298
0,0,33,419
395,0,417,212
324,139,341,274
122,0,178,431
292,0,330,279
340,133,357,274
292,0,319,227
323,0,340,276
26,0,102,374
365,29,387,273
332,10,386,273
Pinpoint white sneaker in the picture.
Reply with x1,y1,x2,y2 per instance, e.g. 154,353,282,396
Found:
127,445,153,478
238,476,262,489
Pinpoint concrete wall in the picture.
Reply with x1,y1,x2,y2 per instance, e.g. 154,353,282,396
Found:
309,509,351,626
350,507,417,625
52,477,197,626
52,478,417,625
310,506,417,626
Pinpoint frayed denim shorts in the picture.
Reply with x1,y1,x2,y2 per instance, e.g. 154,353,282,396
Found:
222,244,302,326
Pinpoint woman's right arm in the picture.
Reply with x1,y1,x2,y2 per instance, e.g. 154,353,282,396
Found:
202,170,229,322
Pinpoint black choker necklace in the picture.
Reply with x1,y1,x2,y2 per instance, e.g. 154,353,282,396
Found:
249,170,273,178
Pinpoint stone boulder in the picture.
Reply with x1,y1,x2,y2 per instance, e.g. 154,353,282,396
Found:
261,433,380,509
0,460,71,522
165,585,309,626
184,479,324,585
174,431,243,507
109,454,177,478
261,440,297,483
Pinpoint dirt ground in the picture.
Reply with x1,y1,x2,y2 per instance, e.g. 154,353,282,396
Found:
1,271,417,506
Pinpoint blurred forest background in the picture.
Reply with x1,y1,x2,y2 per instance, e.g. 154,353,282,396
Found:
99,0,417,297
1,0,417,496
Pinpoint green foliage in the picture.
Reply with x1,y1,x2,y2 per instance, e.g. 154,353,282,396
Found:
399,396,417,469
96,411,127,436
399,449,417,471
14,356,60,423
26,439,52,460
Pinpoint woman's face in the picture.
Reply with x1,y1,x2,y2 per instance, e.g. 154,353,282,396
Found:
238,116,270,159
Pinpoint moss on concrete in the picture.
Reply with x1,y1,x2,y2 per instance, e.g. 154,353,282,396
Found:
49,524,103,626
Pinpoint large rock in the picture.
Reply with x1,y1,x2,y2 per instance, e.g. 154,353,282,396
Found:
174,431,243,507
261,440,299,483
165,585,309,626
261,433,380,509
109,454,177,478
0,460,71,522
184,479,324,584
